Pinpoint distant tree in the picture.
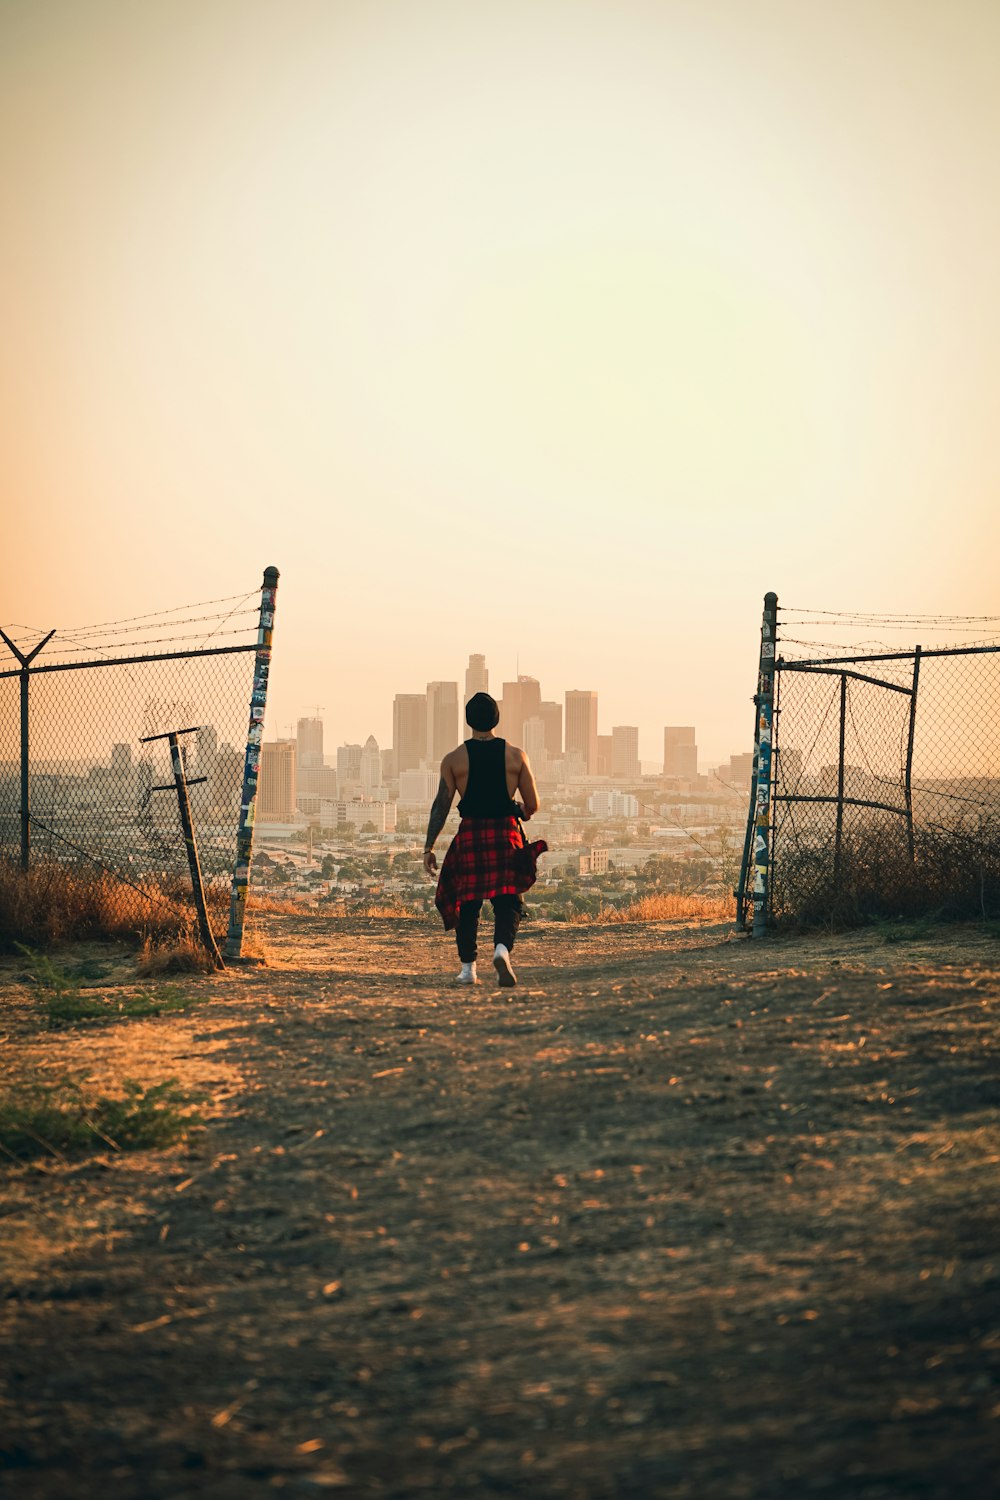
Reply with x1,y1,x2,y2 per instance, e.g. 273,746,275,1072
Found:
361,821,377,834
321,854,338,878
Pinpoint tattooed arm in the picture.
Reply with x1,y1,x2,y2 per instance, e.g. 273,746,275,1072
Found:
423,759,457,875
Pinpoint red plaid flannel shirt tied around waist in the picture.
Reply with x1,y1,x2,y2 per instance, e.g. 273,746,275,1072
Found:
435,817,548,931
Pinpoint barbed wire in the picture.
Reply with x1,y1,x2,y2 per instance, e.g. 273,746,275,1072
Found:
3,608,257,647
1,625,258,664
34,590,258,634
194,589,258,650
781,606,1000,625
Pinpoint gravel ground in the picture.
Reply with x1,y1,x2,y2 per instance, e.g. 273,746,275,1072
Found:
1,913,999,1498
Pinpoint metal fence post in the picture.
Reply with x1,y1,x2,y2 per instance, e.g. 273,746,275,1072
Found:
140,726,225,968
225,566,279,961
0,628,55,870
752,593,778,937
833,673,847,888
904,645,922,862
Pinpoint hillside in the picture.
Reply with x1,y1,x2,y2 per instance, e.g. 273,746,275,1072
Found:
2,914,998,1498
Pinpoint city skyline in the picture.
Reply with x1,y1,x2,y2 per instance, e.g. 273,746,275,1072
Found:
273,652,718,774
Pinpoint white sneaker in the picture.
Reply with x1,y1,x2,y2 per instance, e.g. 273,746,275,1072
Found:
493,945,517,988
456,962,479,985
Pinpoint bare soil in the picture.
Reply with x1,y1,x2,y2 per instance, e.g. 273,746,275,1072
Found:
1,914,999,1498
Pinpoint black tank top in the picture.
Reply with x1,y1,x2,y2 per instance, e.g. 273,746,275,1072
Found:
458,738,519,818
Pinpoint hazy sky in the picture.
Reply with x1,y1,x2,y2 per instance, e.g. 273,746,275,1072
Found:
3,0,998,763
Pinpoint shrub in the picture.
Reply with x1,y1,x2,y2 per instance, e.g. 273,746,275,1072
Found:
571,892,731,924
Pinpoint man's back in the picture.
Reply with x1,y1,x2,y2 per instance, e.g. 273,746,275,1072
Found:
444,738,527,804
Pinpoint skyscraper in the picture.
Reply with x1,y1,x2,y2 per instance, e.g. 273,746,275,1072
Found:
259,740,297,821
597,735,613,776
360,735,382,796
500,675,541,746
426,681,459,763
663,726,698,778
336,743,363,784
611,726,640,779
565,690,599,774
465,653,488,705
296,716,324,769
523,716,547,769
393,693,427,773
194,727,216,779
539,701,563,757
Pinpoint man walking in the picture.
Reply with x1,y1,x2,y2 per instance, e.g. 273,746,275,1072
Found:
424,691,547,987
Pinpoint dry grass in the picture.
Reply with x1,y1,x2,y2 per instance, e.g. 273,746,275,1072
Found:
0,860,202,950
135,932,221,977
571,891,733,924
773,821,1000,928
356,901,420,919
0,860,307,961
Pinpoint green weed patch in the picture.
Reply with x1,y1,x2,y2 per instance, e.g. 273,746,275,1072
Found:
0,1077,198,1163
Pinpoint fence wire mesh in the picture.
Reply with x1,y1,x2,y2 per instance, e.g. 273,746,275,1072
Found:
771,642,1000,925
0,600,260,935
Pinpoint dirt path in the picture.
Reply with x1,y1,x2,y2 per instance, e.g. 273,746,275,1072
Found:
2,916,999,1498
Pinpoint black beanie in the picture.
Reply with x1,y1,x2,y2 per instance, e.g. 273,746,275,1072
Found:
466,692,500,731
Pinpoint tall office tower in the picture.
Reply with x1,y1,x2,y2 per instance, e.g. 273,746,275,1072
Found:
111,742,133,776
663,726,698,778
465,653,488,705
381,747,398,781
360,735,382,796
259,740,297,821
336,743,364,782
517,676,541,734
499,682,518,742
611,726,640,779
393,693,427,773
426,681,459,763
194,726,216,778
296,716,324,768
596,735,613,776
500,675,541,746
523,716,547,769
539,700,563,757
565,690,599,774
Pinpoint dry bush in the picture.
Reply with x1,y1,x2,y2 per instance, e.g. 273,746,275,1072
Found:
571,892,732,925
253,894,308,916
356,901,420,919
135,932,220,977
0,859,313,960
0,860,202,951
772,819,1000,928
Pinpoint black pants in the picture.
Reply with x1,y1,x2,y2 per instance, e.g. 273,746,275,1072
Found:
456,894,522,963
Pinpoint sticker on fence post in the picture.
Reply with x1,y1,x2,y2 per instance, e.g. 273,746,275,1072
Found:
224,566,279,962
752,593,778,938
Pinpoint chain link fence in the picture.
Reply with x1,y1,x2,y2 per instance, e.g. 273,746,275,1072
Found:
0,591,263,936
769,641,1000,925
